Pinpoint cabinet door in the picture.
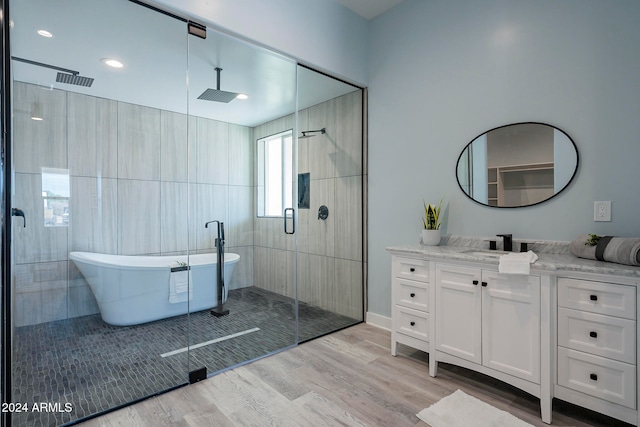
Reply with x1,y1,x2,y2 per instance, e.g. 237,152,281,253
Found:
482,271,541,383
435,264,482,364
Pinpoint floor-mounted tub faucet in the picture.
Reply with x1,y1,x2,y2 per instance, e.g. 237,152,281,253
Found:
205,220,229,317
205,220,225,247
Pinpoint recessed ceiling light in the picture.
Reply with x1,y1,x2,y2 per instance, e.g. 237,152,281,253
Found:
102,58,124,69
37,29,53,38
236,93,248,100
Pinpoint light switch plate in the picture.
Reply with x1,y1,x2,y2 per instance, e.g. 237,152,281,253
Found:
594,201,611,222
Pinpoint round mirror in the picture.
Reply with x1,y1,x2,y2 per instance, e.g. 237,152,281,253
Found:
456,122,578,208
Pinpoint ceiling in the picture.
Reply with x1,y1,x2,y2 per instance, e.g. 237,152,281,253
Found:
336,0,405,20
10,0,360,127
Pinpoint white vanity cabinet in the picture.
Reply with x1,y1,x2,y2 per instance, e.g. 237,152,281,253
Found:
555,275,638,424
388,245,640,425
434,264,541,384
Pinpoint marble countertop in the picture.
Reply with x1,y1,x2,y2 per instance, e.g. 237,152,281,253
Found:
387,243,640,279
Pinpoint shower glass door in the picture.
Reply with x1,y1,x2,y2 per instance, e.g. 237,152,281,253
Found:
8,0,191,425
184,24,299,376
295,65,365,342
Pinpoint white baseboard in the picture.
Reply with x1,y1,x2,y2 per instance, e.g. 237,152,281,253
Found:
365,311,391,330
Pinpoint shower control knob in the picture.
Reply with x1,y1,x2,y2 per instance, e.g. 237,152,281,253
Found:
317,205,329,220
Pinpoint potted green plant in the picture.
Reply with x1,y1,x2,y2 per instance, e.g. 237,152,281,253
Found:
422,196,444,246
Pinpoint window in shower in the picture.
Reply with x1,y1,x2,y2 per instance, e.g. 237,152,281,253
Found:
257,129,293,217
41,167,70,227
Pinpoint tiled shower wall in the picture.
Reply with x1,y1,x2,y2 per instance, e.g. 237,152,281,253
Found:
12,82,254,327
253,90,364,320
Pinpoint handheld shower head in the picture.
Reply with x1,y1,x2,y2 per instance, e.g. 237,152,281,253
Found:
299,128,326,139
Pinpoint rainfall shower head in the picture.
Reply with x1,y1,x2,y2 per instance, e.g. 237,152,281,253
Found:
198,67,242,103
299,128,326,139
12,56,94,87
56,72,94,87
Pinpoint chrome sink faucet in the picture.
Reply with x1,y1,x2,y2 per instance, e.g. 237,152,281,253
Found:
496,234,513,252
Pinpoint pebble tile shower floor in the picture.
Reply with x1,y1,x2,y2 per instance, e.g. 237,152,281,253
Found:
11,287,360,427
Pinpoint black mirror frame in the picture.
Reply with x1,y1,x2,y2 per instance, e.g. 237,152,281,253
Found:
456,122,579,208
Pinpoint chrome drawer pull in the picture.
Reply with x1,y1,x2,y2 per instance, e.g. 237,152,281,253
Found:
590,373,598,381
590,294,598,301
410,293,416,298
410,321,416,326
590,331,598,338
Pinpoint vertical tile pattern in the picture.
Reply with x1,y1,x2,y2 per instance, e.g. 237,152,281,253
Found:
160,182,189,253
335,176,362,261
13,261,68,327
12,82,67,174
253,247,290,297
229,185,254,247
297,108,310,174
307,100,336,180
194,184,228,251
118,102,161,181
197,117,229,185
226,246,254,290
307,178,335,257
229,123,253,186
254,90,364,319
118,180,161,255
68,92,117,178
334,258,364,319
69,176,118,254
335,90,363,177
161,111,189,183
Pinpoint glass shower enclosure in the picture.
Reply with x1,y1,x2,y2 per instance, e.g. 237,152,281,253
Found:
2,0,364,425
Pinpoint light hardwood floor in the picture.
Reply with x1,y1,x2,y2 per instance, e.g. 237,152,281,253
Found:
80,323,631,426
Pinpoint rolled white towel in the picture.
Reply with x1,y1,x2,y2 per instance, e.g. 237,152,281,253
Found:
499,251,538,275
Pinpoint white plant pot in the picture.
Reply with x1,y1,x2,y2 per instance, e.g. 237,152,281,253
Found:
421,229,441,246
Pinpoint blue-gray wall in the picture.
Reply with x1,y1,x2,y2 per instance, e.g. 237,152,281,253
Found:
368,0,640,318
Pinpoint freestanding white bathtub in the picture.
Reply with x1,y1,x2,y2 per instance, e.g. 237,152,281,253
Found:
69,251,240,326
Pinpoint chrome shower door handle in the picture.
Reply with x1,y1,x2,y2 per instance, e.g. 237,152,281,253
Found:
284,207,295,235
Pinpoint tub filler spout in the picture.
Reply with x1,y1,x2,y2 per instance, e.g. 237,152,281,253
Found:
206,220,229,318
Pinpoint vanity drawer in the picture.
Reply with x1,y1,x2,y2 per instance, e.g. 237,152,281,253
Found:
557,347,636,409
394,305,429,343
558,307,636,364
394,257,429,283
558,278,636,320
394,279,429,312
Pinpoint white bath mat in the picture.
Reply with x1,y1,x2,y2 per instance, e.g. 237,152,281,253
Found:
417,389,534,427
